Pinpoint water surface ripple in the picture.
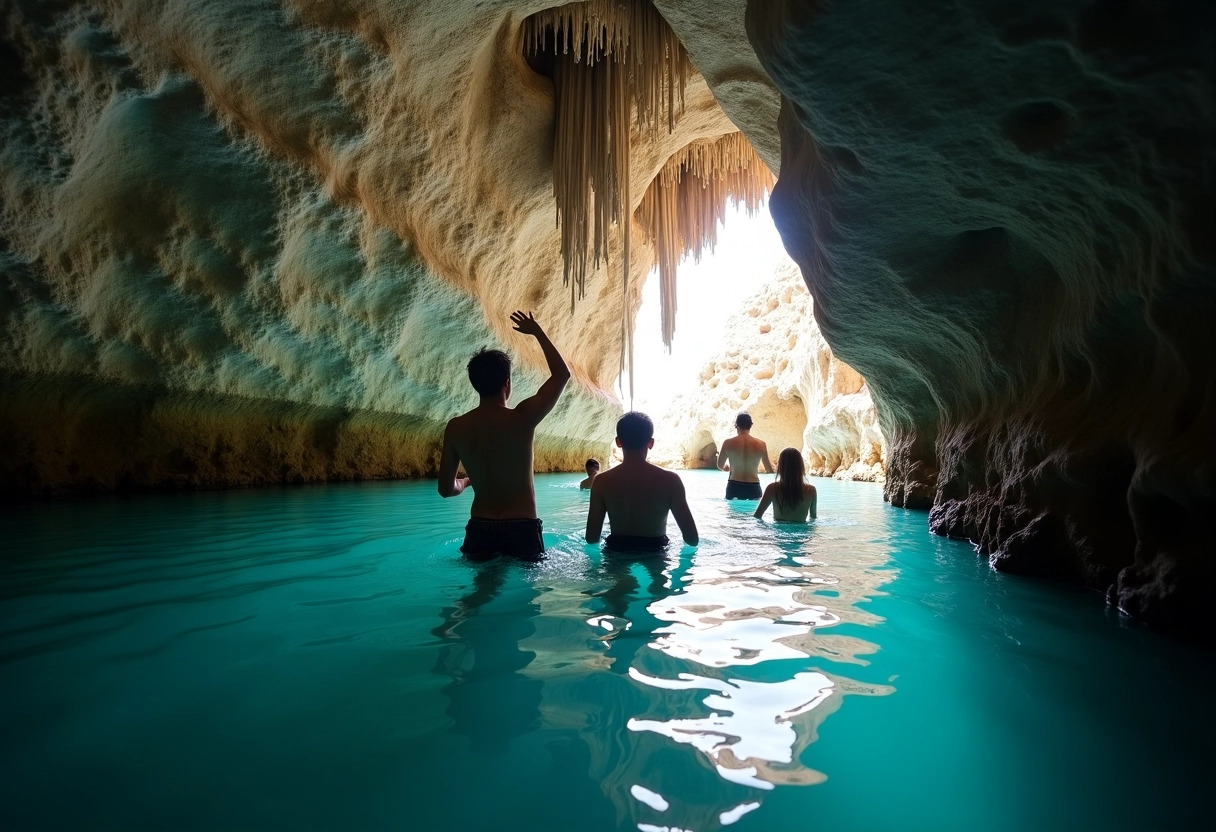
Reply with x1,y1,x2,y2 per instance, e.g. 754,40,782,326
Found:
1,473,1212,831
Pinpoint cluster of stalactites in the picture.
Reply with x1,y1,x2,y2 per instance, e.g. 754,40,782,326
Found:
636,132,775,348
523,0,689,393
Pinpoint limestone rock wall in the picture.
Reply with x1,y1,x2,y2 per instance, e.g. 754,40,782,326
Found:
0,0,742,494
730,0,1214,636
651,261,885,481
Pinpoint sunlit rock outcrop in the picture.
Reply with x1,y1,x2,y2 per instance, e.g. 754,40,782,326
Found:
724,0,1214,636
652,262,884,480
0,0,743,494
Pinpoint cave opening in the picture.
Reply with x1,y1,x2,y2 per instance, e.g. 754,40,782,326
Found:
520,2,865,478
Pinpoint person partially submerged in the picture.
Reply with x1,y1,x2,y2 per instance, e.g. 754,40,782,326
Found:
585,412,698,554
717,412,773,500
438,310,571,561
754,447,818,522
579,458,600,490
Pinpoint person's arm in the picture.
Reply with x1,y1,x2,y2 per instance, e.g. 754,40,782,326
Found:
585,479,607,543
754,483,775,519
670,475,699,546
511,311,571,425
716,441,730,472
808,485,817,520
437,424,471,498
761,442,774,474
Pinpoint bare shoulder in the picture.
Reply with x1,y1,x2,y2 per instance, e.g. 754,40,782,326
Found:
444,412,467,435
658,466,686,488
593,466,622,488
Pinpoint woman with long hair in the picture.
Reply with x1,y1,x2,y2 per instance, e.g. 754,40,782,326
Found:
754,448,817,522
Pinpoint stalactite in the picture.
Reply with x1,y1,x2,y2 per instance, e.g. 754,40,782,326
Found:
524,1,770,390
636,133,775,348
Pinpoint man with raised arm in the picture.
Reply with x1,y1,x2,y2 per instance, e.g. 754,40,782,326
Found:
716,412,773,500
586,412,698,554
438,310,571,561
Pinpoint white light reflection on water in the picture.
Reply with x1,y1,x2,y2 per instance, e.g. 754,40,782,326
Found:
613,526,896,828
627,666,836,788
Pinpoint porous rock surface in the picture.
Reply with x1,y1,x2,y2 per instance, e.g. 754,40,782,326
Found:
731,0,1214,636
651,260,884,482
0,0,744,493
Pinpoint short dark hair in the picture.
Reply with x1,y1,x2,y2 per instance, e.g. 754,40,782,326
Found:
616,411,654,450
585,458,600,471
736,412,753,429
467,348,511,396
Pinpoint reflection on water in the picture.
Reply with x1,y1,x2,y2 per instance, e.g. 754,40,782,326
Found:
4,475,1212,832
566,520,898,830
431,561,545,753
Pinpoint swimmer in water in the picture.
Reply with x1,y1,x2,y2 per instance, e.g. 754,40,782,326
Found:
438,311,570,561
717,412,773,500
585,412,698,554
754,448,817,522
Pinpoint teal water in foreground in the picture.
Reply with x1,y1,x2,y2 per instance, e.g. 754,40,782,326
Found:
1,471,1212,832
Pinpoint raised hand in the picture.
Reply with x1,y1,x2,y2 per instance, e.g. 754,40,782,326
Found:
510,310,544,337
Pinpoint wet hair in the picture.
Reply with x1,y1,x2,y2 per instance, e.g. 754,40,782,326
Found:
616,411,654,451
735,412,753,430
775,448,806,509
467,348,511,396
585,458,600,472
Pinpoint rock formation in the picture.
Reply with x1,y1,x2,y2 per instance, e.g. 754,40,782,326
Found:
651,261,885,481
732,0,1213,637
0,0,746,493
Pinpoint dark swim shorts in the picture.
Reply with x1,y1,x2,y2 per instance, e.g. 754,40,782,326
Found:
604,533,670,554
461,517,545,562
725,480,762,500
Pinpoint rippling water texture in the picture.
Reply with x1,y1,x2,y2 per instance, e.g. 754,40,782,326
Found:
2,473,1212,831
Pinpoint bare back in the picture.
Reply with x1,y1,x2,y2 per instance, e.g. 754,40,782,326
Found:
756,481,818,522
445,406,538,519
587,460,698,545
437,309,570,521
719,434,772,482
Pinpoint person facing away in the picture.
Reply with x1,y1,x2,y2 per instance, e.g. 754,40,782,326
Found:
586,412,698,554
579,458,600,490
755,448,818,522
716,412,773,500
438,310,571,561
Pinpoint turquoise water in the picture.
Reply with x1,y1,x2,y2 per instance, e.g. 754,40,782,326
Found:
1,471,1212,831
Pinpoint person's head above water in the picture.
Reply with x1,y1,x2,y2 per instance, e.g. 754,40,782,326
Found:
585,458,600,474
616,411,655,451
777,448,805,481
467,348,511,397
735,412,753,430
776,447,807,507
